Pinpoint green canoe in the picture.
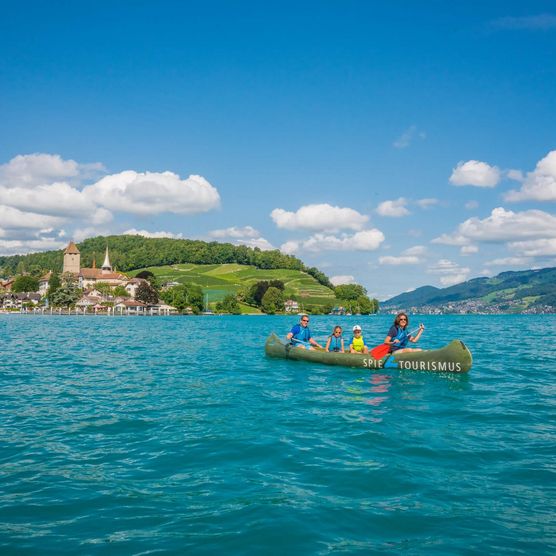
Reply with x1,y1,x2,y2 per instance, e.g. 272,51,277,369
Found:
264,333,472,373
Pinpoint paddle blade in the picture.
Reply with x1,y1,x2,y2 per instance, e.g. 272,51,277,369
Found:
370,343,390,359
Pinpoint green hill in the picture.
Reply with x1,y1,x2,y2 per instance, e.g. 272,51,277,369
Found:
0,234,333,288
0,234,337,310
382,267,556,313
130,263,336,306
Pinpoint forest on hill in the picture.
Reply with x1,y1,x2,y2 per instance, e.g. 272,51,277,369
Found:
0,234,333,288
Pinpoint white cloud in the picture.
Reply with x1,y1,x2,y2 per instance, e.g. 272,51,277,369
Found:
281,229,385,253
460,245,479,255
489,256,531,266
208,226,260,239
435,208,556,247
458,207,556,242
379,255,420,265
404,245,426,256
84,170,221,215
232,237,275,250
123,229,185,239
280,241,300,255
0,153,104,188
330,275,356,286
505,150,556,202
465,200,479,210
0,182,97,217
432,233,470,246
506,169,524,182
0,205,64,230
393,125,426,149
428,258,470,286
206,225,273,250
91,208,113,225
378,244,425,265
508,238,556,257
439,273,470,287
0,237,67,256
450,160,501,187
376,197,410,217
416,198,439,209
271,203,368,232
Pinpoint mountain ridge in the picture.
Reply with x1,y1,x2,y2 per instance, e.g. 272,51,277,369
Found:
382,267,556,313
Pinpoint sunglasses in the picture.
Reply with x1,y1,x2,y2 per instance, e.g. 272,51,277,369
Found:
399,318,407,321
301,319,309,322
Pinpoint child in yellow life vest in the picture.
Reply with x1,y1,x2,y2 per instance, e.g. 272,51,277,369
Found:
349,325,368,354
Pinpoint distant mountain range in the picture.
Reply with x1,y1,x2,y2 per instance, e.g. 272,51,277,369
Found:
381,267,556,314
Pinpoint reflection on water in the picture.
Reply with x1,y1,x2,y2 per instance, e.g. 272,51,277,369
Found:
367,373,392,407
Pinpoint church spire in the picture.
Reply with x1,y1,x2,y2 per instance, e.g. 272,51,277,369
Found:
101,246,112,273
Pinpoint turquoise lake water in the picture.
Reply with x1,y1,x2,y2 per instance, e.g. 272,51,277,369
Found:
1,314,555,555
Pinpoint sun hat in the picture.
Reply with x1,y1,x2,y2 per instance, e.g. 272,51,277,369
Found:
353,325,362,331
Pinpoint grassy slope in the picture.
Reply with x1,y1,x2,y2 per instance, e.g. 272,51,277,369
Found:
130,263,336,307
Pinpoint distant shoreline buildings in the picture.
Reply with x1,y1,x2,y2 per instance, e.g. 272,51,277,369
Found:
63,241,128,289
0,241,178,315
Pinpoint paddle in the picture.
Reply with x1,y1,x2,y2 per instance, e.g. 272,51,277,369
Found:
291,338,325,351
370,343,391,359
370,327,423,359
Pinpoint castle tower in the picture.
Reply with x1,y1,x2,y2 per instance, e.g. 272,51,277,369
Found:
63,241,80,275
101,246,112,274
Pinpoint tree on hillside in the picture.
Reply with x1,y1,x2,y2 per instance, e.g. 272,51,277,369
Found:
61,271,79,285
261,287,284,314
135,270,155,280
306,266,334,289
12,275,39,293
47,272,61,299
160,283,203,313
135,281,159,305
112,285,129,298
216,294,241,314
135,270,160,292
50,282,81,307
335,284,367,301
248,280,285,306
95,282,113,298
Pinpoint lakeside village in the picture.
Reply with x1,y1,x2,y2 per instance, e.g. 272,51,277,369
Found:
0,242,180,316
0,241,358,317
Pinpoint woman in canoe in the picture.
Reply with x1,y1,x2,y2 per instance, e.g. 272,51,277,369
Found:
384,312,425,353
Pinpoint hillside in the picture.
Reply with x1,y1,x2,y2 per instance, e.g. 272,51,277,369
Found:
0,234,333,289
0,234,338,310
130,263,336,306
382,267,556,313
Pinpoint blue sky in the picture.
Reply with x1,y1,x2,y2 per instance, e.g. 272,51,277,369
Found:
1,1,556,299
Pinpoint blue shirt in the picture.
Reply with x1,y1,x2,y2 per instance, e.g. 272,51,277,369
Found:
290,324,311,342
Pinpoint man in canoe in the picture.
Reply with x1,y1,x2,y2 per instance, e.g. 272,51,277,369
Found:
286,314,322,350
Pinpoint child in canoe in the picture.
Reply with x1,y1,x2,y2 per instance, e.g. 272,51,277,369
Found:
325,325,345,352
349,325,369,354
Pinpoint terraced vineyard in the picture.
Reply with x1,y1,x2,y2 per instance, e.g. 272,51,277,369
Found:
130,263,337,308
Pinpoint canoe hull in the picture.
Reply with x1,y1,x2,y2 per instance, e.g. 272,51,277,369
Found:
264,333,472,373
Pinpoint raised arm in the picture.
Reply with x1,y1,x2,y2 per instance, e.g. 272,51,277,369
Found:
410,324,425,343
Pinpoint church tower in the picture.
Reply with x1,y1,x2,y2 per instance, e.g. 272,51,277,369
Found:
101,246,112,274
63,241,80,275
